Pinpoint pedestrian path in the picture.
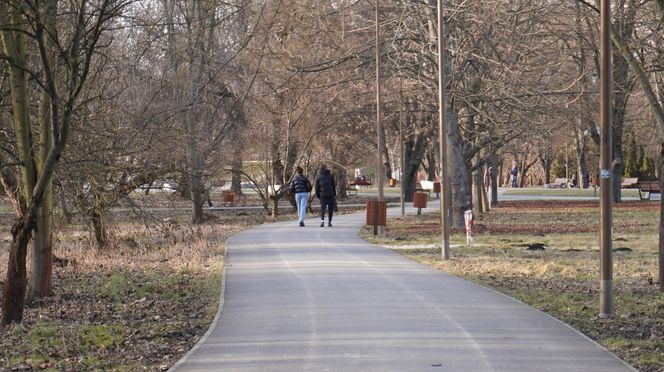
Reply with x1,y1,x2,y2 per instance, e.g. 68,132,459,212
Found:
170,209,635,371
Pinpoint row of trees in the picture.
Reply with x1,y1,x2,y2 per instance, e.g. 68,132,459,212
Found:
3,0,664,325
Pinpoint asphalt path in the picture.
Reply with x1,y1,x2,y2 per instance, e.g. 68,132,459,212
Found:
171,204,636,371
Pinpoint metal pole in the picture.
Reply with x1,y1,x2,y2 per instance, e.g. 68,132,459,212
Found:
565,142,569,187
599,0,613,318
375,0,385,235
400,79,405,219
438,0,450,259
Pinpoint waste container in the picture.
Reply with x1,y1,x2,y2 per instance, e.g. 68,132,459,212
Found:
413,191,427,215
366,200,387,226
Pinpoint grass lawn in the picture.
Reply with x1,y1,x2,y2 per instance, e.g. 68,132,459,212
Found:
503,187,642,198
362,200,664,372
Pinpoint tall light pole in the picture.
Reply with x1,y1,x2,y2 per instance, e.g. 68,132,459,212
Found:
400,79,405,219
375,0,385,235
438,0,450,259
599,0,613,318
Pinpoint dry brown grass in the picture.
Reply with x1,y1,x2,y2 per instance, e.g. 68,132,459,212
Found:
0,202,276,371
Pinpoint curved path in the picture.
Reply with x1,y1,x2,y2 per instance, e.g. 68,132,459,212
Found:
171,209,635,371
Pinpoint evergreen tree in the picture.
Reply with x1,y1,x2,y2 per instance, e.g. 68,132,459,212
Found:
623,133,638,177
639,155,656,180
637,145,645,177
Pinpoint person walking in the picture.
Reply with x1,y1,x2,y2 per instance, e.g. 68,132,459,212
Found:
315,164,336,227
290,166,312,227
483,166,493,193
509,166,518,188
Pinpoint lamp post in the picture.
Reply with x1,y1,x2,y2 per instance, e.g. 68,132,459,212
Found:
438,0,450,259
599,0,613,318
375,0,385,235
400,79,405,218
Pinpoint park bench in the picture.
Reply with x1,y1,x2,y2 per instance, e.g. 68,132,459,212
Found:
637,180,661,200
417,180,441,197
621,177,639,189
267,184,282,195
548,178,568,189
348,178,372,196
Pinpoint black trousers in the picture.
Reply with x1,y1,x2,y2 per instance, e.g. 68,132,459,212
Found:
319,197,335,222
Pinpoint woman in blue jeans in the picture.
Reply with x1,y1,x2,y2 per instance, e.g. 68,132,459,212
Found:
290,166,312,227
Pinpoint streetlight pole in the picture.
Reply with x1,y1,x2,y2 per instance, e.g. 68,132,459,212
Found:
599,0,613,318
438,0,450,259
375,0,385,235
400,79,405,219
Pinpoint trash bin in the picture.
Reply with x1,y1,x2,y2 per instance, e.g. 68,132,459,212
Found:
366,200,387,226
222,191,235,203
413,191,428,215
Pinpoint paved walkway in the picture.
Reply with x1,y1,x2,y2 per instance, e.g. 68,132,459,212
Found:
171,209,635,371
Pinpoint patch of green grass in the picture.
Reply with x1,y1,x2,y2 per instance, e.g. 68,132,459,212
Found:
503,188,640,198
77,324,126,353
604,338,664,369
28,321,63,352
202,263,223,318
104,271,133,302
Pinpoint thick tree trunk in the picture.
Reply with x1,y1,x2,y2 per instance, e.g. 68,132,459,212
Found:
2,220,32,325
403,135,427,202
28,216,53,301
448,121,471,228
337,169,349,199
1,3,35,324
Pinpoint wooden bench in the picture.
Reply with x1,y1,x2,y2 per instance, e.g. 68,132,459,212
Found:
548,178,568,189
348,178,372,196
621,177,639,189
637,181,661,200
417,180,441,197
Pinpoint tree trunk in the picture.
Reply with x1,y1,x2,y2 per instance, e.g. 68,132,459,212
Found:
1,2,35,324
660,143,664,291
28,29,56,300
490,168,498,206
90,209,108,247
472,167,482,216
271,196,279,220
2,220,32,325
28,214,53,301
338,168,349,199
448,112,470,229
189,119,205,224
427,149,436,181
403,135,427,202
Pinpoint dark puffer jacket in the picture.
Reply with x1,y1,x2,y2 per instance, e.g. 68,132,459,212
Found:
290,174,311,194
315,169,336,199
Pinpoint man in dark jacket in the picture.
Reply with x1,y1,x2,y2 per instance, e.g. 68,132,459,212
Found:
315,165,336,227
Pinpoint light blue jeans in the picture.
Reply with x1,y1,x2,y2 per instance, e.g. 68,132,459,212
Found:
295,192,309,223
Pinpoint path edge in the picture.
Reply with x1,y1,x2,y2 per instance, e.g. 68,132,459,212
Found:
167,239,230,371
